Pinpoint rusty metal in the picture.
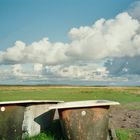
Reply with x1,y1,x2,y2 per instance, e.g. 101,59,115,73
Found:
59,106,109,140
0,105,25,140
0,100,63,140
51,100,120,140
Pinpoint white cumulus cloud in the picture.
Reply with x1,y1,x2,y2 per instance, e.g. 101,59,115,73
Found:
129,1,140,21
0,12,140,65
0,9,140,84
0,38,69,65
68,12,140,59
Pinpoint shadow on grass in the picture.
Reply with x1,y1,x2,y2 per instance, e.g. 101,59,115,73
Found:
26,119,64,140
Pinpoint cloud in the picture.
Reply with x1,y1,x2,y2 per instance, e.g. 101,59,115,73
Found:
68,12,140,59
33,63,43,73
0,12,140,66
105,56,140,76
0,61,109,82
50,64,109,81
129,1,140,21
0,64,49,83
12,64,24,76
0,41,26,64
0,38,69,65
0,10,140,84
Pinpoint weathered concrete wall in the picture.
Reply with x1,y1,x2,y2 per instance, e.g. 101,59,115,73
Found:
22,104,55,139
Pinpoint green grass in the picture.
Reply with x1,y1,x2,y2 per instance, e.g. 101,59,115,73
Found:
0,86,140,140
0,86,140,104
24,119,63,140
25,133,54,140
27,129,140,140
116,129,131,140
116,128,140,140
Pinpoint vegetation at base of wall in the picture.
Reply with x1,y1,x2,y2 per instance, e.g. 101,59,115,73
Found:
24,120,64,140
25,133,54,140
116,129,131,140
25,129,140,140
116,128,140,140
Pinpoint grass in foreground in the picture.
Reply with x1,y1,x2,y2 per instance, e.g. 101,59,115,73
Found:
25,133,54,140
116,128,140,140
116,129,131,140
27,129,140,140
0,86,140,140
26,129,140,140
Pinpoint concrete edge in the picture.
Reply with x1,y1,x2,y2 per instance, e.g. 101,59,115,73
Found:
49,100,120,110
0,100,64,105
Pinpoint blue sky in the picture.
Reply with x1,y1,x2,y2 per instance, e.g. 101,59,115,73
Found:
0,0,134,49
0,0,140,85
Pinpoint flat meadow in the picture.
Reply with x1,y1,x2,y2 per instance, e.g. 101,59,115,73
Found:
0,86,140,140
0,85,140,103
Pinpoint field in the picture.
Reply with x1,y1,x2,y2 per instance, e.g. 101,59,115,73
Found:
0,86,140,140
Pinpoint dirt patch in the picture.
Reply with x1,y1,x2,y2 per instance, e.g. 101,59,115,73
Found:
110,103,140,139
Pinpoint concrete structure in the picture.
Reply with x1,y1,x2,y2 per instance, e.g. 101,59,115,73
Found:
0,100,62,140
50,100,119,140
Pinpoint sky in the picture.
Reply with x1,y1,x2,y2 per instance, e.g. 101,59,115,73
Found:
0,0,140,85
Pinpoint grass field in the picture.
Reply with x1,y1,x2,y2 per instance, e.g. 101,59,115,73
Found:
0,86,140,140
0,86,140,103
